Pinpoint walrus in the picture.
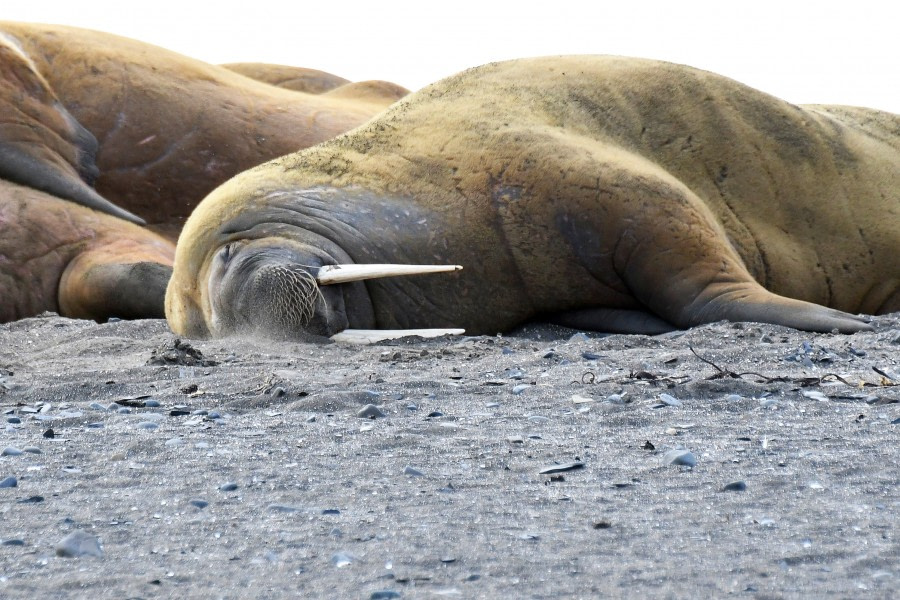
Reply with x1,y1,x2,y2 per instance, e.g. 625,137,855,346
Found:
1,179,174,322
1,30,173,323
221,63,351,94
165,56,900,341
0,21,408,240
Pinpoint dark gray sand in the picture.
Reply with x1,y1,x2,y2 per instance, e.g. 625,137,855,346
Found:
1,314,897,598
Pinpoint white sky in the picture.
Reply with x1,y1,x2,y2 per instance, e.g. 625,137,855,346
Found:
6,1,899,113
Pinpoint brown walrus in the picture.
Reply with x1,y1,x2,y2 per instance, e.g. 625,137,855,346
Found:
162,55,900,339
221,63,352,94
0,21,408,240
0,180,174,322
1,30,173,323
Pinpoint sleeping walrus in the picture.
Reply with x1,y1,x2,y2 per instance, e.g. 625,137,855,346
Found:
165,56,900,341
0,21,407,240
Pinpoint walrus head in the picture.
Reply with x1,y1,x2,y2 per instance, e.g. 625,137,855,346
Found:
167,182,463,342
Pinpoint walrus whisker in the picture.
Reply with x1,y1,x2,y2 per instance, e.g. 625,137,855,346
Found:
316,264,463,285
330,328,466,344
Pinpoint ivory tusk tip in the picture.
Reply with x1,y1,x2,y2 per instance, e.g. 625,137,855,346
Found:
317,263,463,285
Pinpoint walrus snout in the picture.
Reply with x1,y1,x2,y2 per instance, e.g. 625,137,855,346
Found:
208,243,347,339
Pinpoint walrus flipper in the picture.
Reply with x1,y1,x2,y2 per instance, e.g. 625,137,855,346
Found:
59,256,172,321
0,143,145,225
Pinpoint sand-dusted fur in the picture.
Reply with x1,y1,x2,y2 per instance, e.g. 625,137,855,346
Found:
167,56,899,338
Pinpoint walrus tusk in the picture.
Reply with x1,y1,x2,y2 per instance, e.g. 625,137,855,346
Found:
331,328,466,344
316,264,462,285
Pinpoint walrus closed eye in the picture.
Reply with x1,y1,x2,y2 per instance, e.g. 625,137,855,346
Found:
166,56,899,342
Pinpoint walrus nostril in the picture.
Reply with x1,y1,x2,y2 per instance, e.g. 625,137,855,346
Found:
249,264,325,326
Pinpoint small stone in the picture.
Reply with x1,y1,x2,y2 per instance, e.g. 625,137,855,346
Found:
144,399,162,408
6,416,21,424
723,394,743,402
800,390,829,402
357,404,385,419
581,352,602,361
22,447,40,454
1,447,23,456
88,402,108,411
604,393,627,404
135,422,158,430
17,495,43,503
332,552,353,567
189,499,209,509
219,482,239,492
0,476,17,488
663,449,697,467
658,393,682,407
512,384,530,395
539,461,585,475
43,428,55,438
55,531,104,558
426,411,444,418
403,466,425,477
507,435,524,444
164,438,184,447
1,539,25,546
723,481,747,492
370,591,402,600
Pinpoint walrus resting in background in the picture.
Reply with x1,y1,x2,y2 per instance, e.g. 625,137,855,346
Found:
0,21,408,240
166,56,900,341
0,180,174,322
1,30,173,323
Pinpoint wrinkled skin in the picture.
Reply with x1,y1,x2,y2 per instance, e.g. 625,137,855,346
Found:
0,21,408,240
167,56,900,339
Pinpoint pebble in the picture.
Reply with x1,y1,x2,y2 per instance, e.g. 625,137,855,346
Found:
332,552,354,567
506,369,525,380
370,591,402,600
723,481,747,492
2,446,23,456
581,352,602,361
663,449,697,467
22,447,40,454
658,393,682,407
539,462,585,474
800,390,829,402
55,531,104,558
189,499,209,509
357,404,386,419
604,393,627,404
219,482,239,492
144,399,162,408
403,466,425,477
512,384,530,395
164,437,184,447
0,476,17,488
6,416,21,424
723,394,743,402
89,402,108,411
1,539,25,546
135,422,159,430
